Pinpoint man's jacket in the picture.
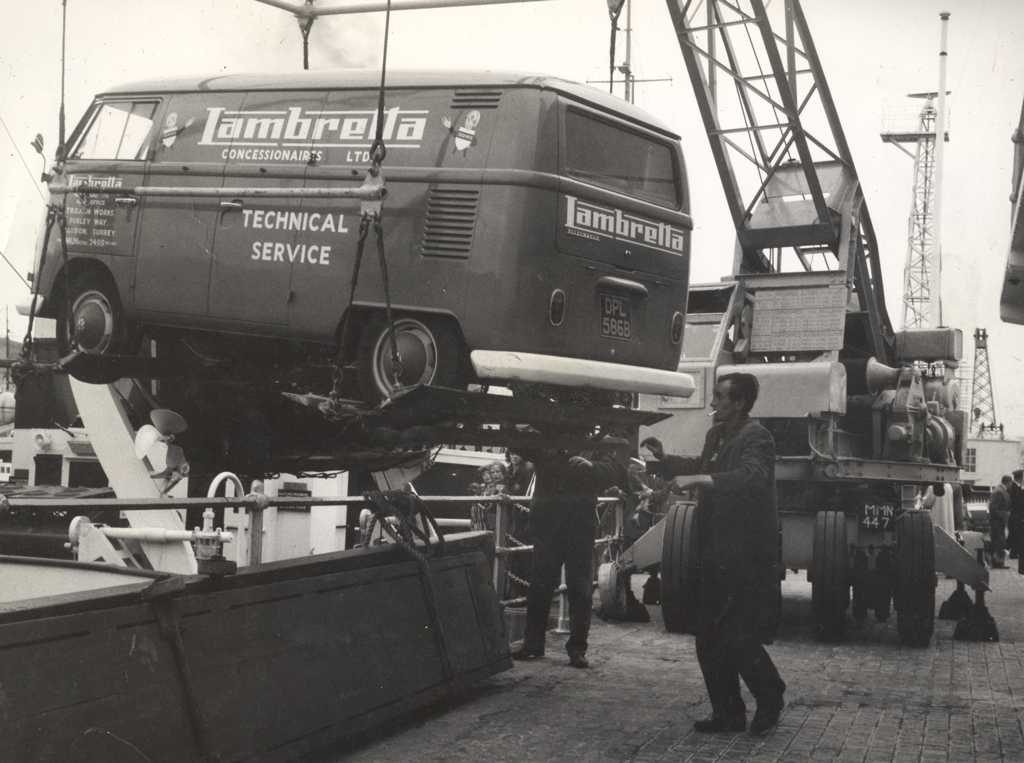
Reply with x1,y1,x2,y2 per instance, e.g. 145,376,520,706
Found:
649,417,779,641
989,485,1010,521
519,448,626,520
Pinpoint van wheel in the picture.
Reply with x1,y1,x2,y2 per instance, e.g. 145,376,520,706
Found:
356,314,464,403
57,275,133,383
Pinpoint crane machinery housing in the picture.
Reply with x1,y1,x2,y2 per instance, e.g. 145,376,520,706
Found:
607,0,991,646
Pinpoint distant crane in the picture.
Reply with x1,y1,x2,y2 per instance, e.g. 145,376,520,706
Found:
970,328,1002,438
881,12,951,330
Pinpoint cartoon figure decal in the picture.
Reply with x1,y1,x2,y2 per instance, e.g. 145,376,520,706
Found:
161,112,195,149
441,110,481,154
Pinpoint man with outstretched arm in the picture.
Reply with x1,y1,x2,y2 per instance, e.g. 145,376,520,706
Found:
642,372,785,736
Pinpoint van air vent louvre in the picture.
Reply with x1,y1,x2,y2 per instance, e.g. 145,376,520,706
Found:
450,89,502,110
421,187,480,258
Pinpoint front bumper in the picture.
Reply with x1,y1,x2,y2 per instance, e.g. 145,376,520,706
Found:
15,295,44,317
470,350,695,398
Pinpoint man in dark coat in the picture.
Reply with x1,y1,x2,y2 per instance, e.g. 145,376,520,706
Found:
642,372,785,736
1008,470,1024,567
513,443,627,668
988,475,1012,568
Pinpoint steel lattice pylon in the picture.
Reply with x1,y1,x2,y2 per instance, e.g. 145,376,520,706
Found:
888,101,938,329
970,327,999,437
881,14,951,330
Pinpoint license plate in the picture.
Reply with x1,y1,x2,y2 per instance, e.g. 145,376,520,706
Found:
600,294,631,340
860,503,896,530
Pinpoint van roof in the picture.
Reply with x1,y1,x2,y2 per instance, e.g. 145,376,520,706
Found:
100,69,680,139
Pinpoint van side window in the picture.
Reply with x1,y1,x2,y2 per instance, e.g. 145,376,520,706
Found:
70,101,157,161
563,108,678,208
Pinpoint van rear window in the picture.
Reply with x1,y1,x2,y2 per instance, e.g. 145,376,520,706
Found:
563,108,678,208
71,100,157,161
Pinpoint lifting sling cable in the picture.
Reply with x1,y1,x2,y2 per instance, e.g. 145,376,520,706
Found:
331,0,404,401
607,0,626,95
21,0,71,366
362,490,454,681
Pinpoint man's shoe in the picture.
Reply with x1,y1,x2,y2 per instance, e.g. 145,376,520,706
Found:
749,699,784,736
693,714,746,733
567,652,589,669
512,647,544,661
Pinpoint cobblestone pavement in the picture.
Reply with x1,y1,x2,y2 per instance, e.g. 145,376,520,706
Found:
334,568,1024,762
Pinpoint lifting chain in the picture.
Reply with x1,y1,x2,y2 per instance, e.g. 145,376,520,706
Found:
327,0,405,410
506,569,531,590
15,195,75,381
606,0,627,95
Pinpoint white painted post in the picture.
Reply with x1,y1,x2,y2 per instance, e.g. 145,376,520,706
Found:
69,379,196,574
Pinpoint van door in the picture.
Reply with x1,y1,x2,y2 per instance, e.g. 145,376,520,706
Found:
207,90,327,327
135,92,245,318
63,99,157,262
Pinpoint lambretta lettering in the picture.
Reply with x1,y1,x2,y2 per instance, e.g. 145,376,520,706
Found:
200,106,428,161
68,174,125,190
564,195,685,255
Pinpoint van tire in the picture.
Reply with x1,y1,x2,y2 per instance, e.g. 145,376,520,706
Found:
356,314,464,403
57,274,132,383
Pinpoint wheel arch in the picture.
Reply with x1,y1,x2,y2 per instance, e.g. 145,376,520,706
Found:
44,258,121,318
335,304,470,368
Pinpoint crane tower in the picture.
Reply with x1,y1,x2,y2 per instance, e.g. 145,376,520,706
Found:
881,12,951,330
970,328,1001,438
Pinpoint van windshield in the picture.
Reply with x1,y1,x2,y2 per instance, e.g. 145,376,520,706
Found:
71,100,157,161
563,108,678,208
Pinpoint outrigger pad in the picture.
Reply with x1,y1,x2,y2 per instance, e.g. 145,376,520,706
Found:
953,591,1000,642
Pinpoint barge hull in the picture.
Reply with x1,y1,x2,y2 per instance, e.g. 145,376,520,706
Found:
0,532,509,761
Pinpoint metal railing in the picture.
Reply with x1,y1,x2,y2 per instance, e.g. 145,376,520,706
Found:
2,491,626,622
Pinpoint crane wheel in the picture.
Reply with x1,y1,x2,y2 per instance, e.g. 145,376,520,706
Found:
812,510,849,642
895,510,936,647
597,562,627,619
660,501,699,635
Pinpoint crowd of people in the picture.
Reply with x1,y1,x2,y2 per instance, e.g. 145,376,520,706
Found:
988,469,1024,570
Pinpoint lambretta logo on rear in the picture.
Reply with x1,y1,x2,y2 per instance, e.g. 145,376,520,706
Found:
564,195,685,255
199,106,429,162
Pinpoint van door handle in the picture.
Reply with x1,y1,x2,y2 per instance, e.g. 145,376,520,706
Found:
114,196,137,207
597,275,648,297
219,200,244,211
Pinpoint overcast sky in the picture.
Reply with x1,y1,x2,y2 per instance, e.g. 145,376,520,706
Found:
1,0,1022,432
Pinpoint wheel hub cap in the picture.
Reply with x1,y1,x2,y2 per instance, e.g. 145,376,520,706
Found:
376,322,437,390
72,297,113,354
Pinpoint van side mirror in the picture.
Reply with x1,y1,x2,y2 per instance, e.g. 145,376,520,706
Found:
31,133,54,182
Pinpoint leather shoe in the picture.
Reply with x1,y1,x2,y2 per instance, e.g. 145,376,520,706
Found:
749,699,784,736
512,647,544,661
567,652,589,669
693,714,746,733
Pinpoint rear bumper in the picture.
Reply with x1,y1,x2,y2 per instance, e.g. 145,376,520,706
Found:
470,350,695,398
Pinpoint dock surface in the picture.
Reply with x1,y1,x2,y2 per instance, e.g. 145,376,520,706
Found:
332,570,1024,762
